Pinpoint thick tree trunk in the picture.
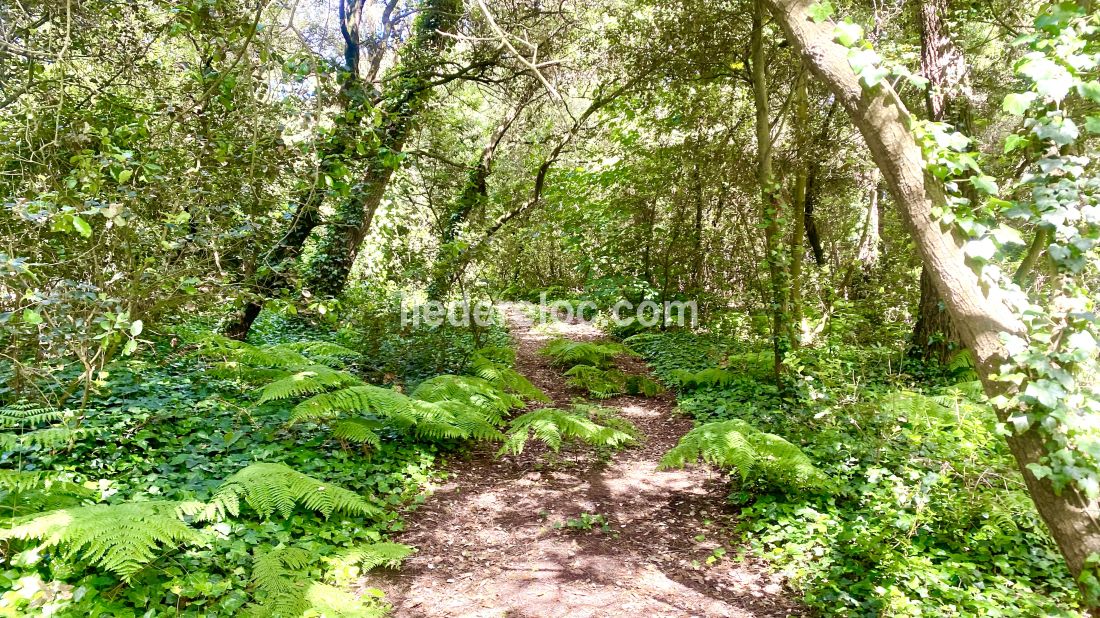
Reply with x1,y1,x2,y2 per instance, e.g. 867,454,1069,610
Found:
224,184,325,339
764,0,1100,606
909,0,967,362
306,0,462,298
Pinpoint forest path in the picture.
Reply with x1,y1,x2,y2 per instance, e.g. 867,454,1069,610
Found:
364,303,803,617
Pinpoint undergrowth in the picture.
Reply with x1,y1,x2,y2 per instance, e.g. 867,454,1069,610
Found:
628,329,1084,616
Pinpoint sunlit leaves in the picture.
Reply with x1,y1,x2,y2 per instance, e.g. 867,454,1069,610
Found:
807,0,834,23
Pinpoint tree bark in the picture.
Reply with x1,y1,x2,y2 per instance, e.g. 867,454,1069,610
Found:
764,0,1100,605
752,0,791,379
909,0,967,363
223,182,325,339
788,71,809,344
306,0,463,298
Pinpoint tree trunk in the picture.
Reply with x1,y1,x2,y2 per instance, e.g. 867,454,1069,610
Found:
427,88,532,299
223,183,325,339
764,0,1100,606
752,0,791,379
306,0,463,298
909,0,967,363
788,71,809,344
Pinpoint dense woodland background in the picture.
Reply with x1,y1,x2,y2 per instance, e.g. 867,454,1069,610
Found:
1,0,1098,615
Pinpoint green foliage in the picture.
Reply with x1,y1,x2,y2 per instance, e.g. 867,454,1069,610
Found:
499,406,636,456
335,541,414,571
411,374,524,422
661,419,827,492
470,352,550,402
540,338,636,368
245,545,386,618
563,365,663,398
0,501,204,581
0,402,101,452
202,462,381,521
633,331,1083,615
666,367,736,390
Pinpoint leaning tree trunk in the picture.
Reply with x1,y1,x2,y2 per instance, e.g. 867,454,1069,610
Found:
224,179,326,339
763,0,1100,608
306,0,463,298
224,0,385,337
426,88,532,300
908,0,968,363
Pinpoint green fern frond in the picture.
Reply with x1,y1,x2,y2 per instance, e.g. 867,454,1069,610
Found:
291,385,413,424
202,463,381,521
563,366,662,399
334,541,414,571
499,407,636,456
470,355,549,402
303,583,387,618
474,345,515,366
271,341,359,367
246,544,389,617
0,402,67,428
0,501,203,580
411,375,520,422
195,335,315,369
330,418,383,447
257,365,362,403
624,374,663,397
661,419,827,492
0,470,98,517
540,339,636,368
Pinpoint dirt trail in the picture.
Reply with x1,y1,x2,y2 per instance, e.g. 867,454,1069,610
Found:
365,303,803,617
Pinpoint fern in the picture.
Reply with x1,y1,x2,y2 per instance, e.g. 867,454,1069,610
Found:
291,385,413,423
202,462,381,521
257,365,363,403
499,407,636,456
331,541,414,572
0,470,97,516
661,419,827,492
540,338,636,368
294,385,504,443
245,545,385,618
470,353,549,402
564,365,663,399
411,375,522,422
0,501,204,580
330,418,383,447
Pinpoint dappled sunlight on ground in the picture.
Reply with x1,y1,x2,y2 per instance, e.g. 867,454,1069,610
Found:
362,303,802,617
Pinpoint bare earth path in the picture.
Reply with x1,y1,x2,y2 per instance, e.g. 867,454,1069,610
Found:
364,304,804,617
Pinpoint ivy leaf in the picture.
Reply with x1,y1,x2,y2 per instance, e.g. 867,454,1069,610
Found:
1004,134,1029,152
72,215,92,238
130,320,144,337
859,66,891,88
118,169,133,184
1027,463,1052,480
1085,116,1100,134
22,308,43,325
1078,80,1100,104
971,175,999,195
807,0,834,23
991,224,1024,246
833,22,863,47
1018,54,1073,102
1002,92,1036,116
